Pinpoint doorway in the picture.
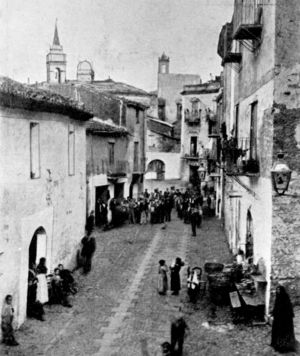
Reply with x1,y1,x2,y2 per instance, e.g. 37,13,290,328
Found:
114,183,124,201
28,227,47,268
246,210,254,259
95,185,110,226
189,165,200,187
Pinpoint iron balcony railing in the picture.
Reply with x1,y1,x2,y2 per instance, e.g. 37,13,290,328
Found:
222,137,259,175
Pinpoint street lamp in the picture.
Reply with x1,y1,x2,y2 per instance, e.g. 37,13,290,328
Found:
271,152,292,195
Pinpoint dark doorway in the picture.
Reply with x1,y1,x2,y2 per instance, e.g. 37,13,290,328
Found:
114,183,124,201
189,165,200,187
246,210,254,259
28,227,47,268
95,185,110,226
29,234,37,268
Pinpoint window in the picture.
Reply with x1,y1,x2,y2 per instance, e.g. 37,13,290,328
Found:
30,122,40,179
108,142,115,166
190,136,197,156
68,124,75,175
250,101,258,160
134,142,139,171
136,109,140,124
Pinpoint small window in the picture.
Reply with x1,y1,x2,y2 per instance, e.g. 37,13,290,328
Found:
30,122,40,179
108,142,115,166
136,109,140,124
68,124,75,176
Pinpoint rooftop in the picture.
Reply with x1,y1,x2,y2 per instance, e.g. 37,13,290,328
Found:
87,118,128,137
147,116,179,141
181,78,221,95
0,77,93,121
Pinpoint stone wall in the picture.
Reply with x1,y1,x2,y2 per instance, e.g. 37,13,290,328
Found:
271,104,300,305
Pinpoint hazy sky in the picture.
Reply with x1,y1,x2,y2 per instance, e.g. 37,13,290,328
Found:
0,0,233,91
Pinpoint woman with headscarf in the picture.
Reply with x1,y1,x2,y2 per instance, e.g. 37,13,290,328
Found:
271,285,296,353
36,257,49,304
1,295,19,346
170,257,185,295
157,260,168,295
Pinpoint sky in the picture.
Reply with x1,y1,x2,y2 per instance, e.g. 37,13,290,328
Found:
0,0,234,91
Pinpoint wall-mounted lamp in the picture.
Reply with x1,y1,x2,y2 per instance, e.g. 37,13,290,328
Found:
271,152,292,195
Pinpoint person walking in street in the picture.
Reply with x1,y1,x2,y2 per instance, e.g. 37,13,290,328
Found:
81,234,96,274
1,295,19,346
271,286,296,353
170,257,184,295
86,210,95,235
170,314,189,356
190,205,199,237
157,260,168,295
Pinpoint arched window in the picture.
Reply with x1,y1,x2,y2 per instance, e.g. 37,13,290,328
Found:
185,109,190,120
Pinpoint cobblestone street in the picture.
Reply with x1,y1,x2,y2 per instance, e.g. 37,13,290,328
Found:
1,215,299,356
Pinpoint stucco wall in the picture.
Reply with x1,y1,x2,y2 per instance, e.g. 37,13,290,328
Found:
145,151,181,180
158,73,200,123
0,107,86,326
235,2,275,102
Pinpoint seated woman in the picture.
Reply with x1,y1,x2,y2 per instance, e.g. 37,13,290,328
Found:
58,264,77,295
50,268,64,305
1,295,19,346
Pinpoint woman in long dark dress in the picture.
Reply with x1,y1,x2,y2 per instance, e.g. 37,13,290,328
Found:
170,257,184,295
271,286,296,353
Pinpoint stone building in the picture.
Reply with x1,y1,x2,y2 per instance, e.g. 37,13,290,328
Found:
46,21,66,84
180,79,220,186
217,0,300,312
40,23,148,198
86,118,129,223
157,53,201,124
0,77,92,327
145,116,181,189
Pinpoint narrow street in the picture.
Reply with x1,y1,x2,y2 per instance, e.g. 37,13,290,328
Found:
1,215,298,356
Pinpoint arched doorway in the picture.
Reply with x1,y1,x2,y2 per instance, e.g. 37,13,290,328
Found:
55,68,61,83
29,227,47,268
147,160,165,180
246,210,253,259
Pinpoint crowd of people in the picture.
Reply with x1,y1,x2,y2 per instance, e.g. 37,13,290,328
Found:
91,186,218,238
2,185,297,354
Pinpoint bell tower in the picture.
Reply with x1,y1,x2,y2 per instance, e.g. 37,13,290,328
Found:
158,53,170,74
46,20,66,83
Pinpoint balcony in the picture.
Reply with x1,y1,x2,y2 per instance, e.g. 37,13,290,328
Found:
183,152,200,161
94,159,128,177
218,22,242,66
185,110,201,125
222,137,260,176
233,0,263,41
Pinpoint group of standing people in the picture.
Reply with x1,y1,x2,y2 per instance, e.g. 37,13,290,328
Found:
158,257,185,296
